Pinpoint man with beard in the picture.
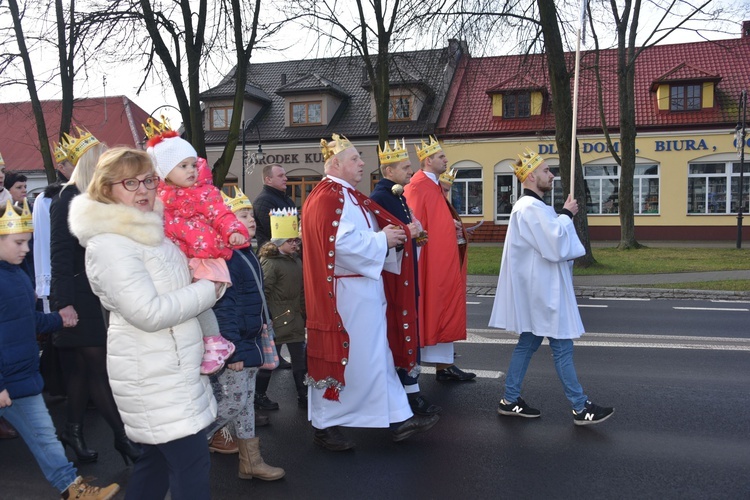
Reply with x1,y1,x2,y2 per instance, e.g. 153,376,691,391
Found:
489,149,614,426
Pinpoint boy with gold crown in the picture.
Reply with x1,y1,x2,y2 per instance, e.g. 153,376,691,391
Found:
144,116,250,375
0,200,120,499
489,149,614,425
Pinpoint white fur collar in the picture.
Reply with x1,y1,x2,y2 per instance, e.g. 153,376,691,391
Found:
69,193,165,247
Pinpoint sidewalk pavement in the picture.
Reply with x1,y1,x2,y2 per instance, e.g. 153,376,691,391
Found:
467,270,750,300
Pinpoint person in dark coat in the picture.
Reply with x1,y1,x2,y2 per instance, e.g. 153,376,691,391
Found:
49,137,139,464
370,139,440,417
258,216,306,407
207,190,284,480
252,164,296,250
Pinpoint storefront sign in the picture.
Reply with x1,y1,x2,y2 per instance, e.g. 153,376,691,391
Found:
537,138,716,155
256,152,327,165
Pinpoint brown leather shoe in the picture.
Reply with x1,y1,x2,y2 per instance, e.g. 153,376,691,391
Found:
0,417,18,439
392,414,440,442
313,426,355,451
209,426,238,454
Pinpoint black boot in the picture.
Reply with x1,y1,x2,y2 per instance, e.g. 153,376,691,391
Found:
60,423,98,463
293,370,307,408
114,429,142,465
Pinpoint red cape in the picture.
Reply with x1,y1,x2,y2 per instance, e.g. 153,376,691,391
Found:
404,170,467,346
302,178,418,400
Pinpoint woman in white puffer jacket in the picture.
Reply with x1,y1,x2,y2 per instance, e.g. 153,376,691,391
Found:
68,147,222,500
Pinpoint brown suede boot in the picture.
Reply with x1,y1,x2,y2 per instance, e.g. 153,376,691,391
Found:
60,476,119,499
237,437,285,481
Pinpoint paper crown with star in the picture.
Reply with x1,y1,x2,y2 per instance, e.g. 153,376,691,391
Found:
439,167,459,185
514,148,544,182
142,116,197,179
221,186,253,213
320,133,353,162
59,127,100,166
0,199,33,235
378,138,409,166
270,208,299,240
415,135,442,162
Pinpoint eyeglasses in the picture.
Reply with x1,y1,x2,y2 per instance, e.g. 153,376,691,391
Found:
111,176,159,192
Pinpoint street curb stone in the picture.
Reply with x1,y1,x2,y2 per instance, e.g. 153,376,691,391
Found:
467,285,750,300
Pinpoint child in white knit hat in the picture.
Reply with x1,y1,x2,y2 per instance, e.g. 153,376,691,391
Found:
144,118,249,374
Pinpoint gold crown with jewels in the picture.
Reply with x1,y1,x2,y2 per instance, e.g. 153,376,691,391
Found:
142,116,173,140
514,148,544,182
415,135,442,162
0,151,4,167
0,199,33,235
378,138,409,165
60,127,100,166
221,186,253,213
439,167,458,185
52,141,69,163
270,208,299,239
320,133,353,162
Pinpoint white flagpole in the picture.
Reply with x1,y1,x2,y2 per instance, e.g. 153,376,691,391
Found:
570,0,588,197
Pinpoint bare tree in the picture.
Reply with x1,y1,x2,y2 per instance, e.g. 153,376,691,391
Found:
586,0,726,249
5,0,57,182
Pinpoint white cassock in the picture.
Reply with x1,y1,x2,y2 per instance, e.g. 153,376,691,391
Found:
489,195,585,339
308,176,413,429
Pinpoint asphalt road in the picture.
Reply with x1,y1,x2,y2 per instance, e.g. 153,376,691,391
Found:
2,297,749,499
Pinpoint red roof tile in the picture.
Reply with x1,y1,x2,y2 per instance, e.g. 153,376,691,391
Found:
0,96,151,173
441,35,750,138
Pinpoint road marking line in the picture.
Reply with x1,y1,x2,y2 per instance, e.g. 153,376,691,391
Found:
419,366,503,379
476,295,495,298
589,297,651,301
466,329,750,343
466,301,482,305
711,300,750,304
578,304,608,308
673,306,748,312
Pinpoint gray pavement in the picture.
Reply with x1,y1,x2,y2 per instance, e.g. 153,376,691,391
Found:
467,270,750,300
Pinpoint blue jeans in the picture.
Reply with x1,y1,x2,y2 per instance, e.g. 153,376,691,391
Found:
504,332,588,412
0,393,77,492
125,431,210,500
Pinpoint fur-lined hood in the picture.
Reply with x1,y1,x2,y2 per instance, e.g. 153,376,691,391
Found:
69,193,165,248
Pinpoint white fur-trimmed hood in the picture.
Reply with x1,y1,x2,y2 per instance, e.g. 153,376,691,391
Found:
69,193,165,247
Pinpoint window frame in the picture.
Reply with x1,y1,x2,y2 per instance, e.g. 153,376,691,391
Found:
286,175,322,208
669,83,702,111
210,106,233,130
450,168,484,216
290,101,323,127
388,95,413,121
687,161,749,215
502,92,531,119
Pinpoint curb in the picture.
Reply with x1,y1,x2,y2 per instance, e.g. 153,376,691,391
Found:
467,285,750,301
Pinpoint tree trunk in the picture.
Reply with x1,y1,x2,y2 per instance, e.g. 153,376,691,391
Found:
617,55,642,249
537,0,595,266
55,0,74,138
9,0,56,183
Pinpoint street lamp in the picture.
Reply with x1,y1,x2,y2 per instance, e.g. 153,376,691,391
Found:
241,119,264,192
734,90,747,249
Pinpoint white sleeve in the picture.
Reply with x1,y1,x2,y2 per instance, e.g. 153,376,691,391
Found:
518,203,585,263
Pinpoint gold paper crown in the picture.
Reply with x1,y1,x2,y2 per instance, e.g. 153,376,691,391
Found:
320,133,353,162
221,186,253,213
142,116,173,140
415,135,442,162
0,151,4,167
0,199,33,235
52,141,68,163
438,167,458,185
270,208,299,239
514,148,544,182
60,127,100,166
378,138,409,166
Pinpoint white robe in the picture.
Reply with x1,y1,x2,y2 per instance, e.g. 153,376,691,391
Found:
308,176,412,429
33,193,53,298
489,195,585,339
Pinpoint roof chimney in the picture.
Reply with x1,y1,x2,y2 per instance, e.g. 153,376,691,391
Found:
742,20,750,38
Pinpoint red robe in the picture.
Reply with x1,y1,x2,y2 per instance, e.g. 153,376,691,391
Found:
302,178,418,400
404,169,467,347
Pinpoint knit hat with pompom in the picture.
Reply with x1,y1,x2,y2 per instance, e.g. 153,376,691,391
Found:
146,131,198,179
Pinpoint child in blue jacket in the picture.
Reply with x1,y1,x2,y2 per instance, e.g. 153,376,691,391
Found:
0,200,119,499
